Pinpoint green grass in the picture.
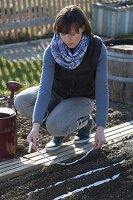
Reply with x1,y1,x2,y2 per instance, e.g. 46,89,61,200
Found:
0,57,42,96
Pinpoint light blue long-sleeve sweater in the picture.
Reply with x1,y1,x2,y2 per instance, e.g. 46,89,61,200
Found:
32,41,109,127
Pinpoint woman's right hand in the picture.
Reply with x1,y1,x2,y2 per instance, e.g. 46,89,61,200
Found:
27,123,40,146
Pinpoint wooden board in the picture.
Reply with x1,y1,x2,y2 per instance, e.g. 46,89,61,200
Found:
0,121,133,181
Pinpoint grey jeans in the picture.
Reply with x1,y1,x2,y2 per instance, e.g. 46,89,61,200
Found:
15,86,94,137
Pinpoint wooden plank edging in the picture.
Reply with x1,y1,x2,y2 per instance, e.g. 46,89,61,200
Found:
0,121,133,181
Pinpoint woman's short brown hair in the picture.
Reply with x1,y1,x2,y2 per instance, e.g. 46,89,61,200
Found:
54,5,92,36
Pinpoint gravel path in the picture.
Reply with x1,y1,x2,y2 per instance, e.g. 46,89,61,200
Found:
0,38,51,61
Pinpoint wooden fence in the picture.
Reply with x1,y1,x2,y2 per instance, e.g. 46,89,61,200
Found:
0,0,131,42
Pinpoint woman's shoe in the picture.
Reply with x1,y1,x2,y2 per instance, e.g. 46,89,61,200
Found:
45,136,65,151
74,116,93,144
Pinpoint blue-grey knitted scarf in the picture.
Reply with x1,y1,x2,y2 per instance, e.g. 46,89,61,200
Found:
50,33,89,69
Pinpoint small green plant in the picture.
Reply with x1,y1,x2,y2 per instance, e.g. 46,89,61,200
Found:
0,56,42,95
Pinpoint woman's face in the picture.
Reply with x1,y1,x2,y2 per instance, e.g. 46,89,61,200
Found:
59,28,84,49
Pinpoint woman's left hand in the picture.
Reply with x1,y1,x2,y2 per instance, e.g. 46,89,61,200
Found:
94,126,106,149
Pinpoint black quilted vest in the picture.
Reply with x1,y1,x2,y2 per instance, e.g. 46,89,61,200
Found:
52,35,102,100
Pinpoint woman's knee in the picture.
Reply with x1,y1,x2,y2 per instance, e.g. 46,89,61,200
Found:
14,87,38,118
15,87,38,109
15,94,33,119
14,93,25,111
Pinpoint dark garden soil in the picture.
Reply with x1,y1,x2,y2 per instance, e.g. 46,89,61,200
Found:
0,101,133,200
